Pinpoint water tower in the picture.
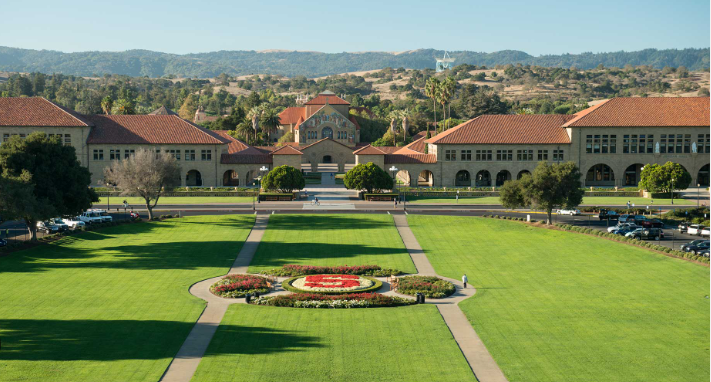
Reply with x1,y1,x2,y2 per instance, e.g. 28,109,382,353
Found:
435,51,455,72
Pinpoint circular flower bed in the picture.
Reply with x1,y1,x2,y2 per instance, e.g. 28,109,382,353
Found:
283,274,382,295
210,274,270,298
251,293,415,308
396,276,455,298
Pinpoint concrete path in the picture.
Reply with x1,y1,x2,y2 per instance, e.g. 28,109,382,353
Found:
392,213,509,382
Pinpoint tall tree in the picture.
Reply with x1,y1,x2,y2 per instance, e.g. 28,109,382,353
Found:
639,162,692,205
101,96,113,115
424,77,440,138
261,165,305,193
104,149,181,220
343,162,393,194
0,133,98,241
499,161,584,224
260,107,281,143
247,106,262,144
178,95,198,121
440,77,456,130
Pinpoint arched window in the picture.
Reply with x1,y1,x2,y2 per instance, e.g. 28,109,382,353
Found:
322,127,333,139
455,170,471,186
586,164,615,186
476,170,491,187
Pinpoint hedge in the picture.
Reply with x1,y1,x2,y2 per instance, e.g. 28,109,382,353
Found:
251,292,415,308
260,264,402,277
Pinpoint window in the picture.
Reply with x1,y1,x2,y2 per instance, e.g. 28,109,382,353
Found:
593,135,601,154
676,134,683,153
93,149,104,160
64,134,71,146
475,150,492,161
646,135,654,153
638,134,645,154
201,150,212,161
553,149,564,161
460,150,471,161
167,150,180,160
610,135,617,153
496,149,512,161
155,149,161,158
538,150,548,160
623,135,630,153
517,149,533,161
586,135,593,153
630,135,638,154
110,149,121,160
19,134,25,139
444,150,457,161
698,134,710,154
124,149,135,159
2,134,8,142
684,134,691,153
185,150,196,161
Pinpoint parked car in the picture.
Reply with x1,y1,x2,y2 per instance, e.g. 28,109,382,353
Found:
625,228,664,240
619,214,634,223
641,219,664,228
633,215,648,224
556,209,581,216
607,223,637,233
678,221,692,233
0,238,6,247
50,218,69,232
698,248,710,257
79,211,104,225
687,224,705,236
36,221,60,234
88,209,113,223
681,240,710,255
598,209,620,221
61,216,86,230
681,239,708,252
613,227,637,236
701,227,710,238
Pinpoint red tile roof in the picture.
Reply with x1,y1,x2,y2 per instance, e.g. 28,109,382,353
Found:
385,154,437,164
86,115,230,145
213,131,255,154
278,107,306,125
304,94,350,105
300,137,355,151
563,97,710,127
427,115,573,145
271,145,303,155
398,131,436,153
220,153,272,164
353,145,386,155
0,97,91,127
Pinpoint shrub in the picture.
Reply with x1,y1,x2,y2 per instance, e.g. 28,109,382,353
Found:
251,292,415,308
210,274,270,298
397,276,455,298
260,264,402,277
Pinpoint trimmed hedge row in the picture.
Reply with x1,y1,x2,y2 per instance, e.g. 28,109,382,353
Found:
282,275,383,295
251,292,415,308
260,264,402,277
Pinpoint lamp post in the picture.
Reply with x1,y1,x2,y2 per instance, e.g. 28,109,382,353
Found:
671,176,676,205
697,183,701,209
389,166,398,208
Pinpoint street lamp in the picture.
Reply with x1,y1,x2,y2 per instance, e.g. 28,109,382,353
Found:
389,166,398,207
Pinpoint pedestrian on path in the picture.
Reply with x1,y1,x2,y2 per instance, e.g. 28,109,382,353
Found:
462,274,468,288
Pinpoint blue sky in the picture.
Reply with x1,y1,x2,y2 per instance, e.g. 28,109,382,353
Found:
2,0,709,55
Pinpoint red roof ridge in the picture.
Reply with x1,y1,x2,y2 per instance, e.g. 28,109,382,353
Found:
563,97,710,127
300,137,354,151
561,99,611,127
353,144,386,155
304,93,350,105
271,145,303,155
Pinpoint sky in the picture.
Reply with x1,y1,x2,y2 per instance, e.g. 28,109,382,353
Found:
2,0,709,56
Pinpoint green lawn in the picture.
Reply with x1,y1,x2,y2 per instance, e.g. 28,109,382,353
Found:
406,196,696,205
408,215,709,382
97,196,255,205
192,304,476,382
0,215,254,382
247,214,416,274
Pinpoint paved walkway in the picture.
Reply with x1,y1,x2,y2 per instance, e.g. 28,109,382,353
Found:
393,213,509,382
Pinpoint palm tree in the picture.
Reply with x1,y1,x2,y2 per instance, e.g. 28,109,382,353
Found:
401,109,411,144
236,120,253,144
247,106,262,144
388,110,400,134
424,77,440,138
440,77,456,130
260,107,281,144
101,96,113,115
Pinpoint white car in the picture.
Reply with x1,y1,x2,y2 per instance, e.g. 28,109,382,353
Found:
607,223,637,233
702,227,710,238
687,224,704,236
80,211,104,224
556,209,581,216
62,216,86,229
88,209,113,223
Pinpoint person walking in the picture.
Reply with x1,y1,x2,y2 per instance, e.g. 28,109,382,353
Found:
462,274,468,288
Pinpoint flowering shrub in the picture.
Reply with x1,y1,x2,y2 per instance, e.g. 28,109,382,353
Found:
210,274,270,298
284,274,383,294
397,276,455,298
251,292,415,308
260,264,402,277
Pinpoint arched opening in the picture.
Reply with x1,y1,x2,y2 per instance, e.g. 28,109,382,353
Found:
396,170,411,186
495,170,511,187
322,155,333,164
475,170,491,187
586,164,615,186
455,170,471,186
624,163,644,186
698,164,710,187
321,127,333,139
223,170,239,186
186,170,202,187
418,170,434,187
517,170,531,180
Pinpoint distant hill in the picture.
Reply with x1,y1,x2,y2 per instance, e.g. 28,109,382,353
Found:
0,46,708,78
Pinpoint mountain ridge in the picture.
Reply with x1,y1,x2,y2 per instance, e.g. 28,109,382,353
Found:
0,46,707,78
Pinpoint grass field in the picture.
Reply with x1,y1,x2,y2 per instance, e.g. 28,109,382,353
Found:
247,214,416,274
97,196,255,205
192,304,476,382
0,215,254,382
406,196,697,205
408,215,709,382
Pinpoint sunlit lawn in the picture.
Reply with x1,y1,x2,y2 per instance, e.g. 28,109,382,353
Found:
192,304,476,382
408,215,709,382
0,215,254,382
248,214,416,274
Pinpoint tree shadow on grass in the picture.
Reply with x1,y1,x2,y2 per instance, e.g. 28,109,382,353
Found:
250,242,409,269
0,319,321,362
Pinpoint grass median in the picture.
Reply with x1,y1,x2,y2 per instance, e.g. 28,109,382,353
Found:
97,196,255,205
408,215,709,382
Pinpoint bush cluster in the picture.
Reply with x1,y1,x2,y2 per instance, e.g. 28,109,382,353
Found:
397,276,455,298
260,264,402,277
251,292,415,308
553,223,709,264
210,274,270,298
481,214,534,222
156,214,180,220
